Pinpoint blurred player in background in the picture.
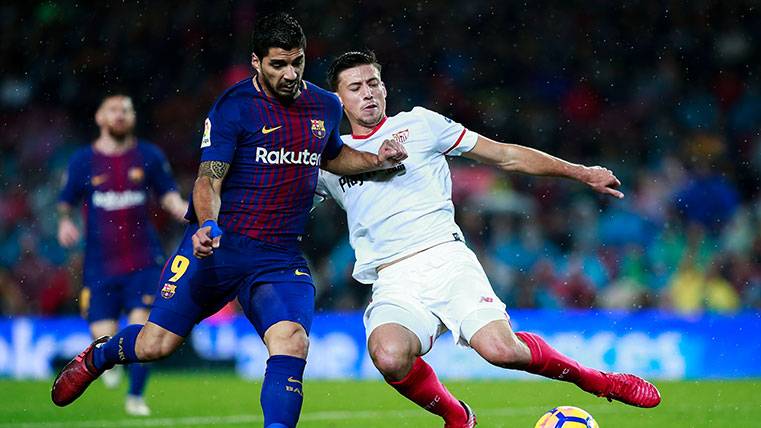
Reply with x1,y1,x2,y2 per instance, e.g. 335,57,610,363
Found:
57,94,188,415
318,51,661,427
52,13,406,428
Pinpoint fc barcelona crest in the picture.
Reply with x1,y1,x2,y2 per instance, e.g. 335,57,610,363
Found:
311,119,326,138
161,283,177,299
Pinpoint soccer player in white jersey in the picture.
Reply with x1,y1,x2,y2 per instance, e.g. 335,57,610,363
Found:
317,51,661,428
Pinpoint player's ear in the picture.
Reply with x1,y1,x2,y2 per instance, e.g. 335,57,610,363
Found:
251,53,261,74
381,81,387,98
94,106,104,127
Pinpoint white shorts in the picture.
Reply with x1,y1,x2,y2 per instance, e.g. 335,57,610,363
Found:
363,241,508,354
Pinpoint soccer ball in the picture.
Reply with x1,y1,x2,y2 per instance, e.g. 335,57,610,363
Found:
534,406,599,428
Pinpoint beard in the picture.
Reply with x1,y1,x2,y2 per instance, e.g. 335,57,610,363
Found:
106,123,133,140
262,75,300,102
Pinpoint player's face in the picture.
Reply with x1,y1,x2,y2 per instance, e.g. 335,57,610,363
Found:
253,47,305,101
96,96,136,139
336,64,387,128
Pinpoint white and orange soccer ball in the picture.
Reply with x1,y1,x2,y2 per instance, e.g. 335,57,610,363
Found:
534,406,599,428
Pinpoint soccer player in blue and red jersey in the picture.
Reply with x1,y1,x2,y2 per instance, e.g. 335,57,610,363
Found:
51,13,407,428
57,94,188,416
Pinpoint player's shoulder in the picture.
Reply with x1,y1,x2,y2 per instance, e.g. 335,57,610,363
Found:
69,145,94,165
378,107,438,130
409,106,440,119
135,140,166,159
380,106,435,124
210,78,256,114
304,81,341,106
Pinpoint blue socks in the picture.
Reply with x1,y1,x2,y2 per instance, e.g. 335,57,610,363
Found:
261,355,307,428
128,363,150,396
92,324,143,371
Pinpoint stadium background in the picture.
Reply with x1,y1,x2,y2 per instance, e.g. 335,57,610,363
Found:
1,1,760,427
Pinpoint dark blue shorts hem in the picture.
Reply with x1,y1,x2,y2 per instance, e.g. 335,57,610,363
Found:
148,306,198,338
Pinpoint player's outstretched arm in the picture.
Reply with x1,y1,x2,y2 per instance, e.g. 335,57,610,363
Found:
321,139,407,175
192,161,229,258
57,202,80,248
463,135,624,199
160,191,189,223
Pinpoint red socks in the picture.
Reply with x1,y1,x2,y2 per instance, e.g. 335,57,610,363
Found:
386,333,608,426
388,357,467,425
515,331,609,394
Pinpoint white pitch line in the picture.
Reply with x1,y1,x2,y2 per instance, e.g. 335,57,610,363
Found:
0,403,749,428
0,407,535,428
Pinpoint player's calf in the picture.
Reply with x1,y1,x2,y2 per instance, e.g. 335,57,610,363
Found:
134,322,185,361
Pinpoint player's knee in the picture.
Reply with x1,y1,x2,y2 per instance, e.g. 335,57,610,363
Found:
265,322,310,358
369,341,415,379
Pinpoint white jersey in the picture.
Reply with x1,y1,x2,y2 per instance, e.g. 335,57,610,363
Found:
316,106,478,284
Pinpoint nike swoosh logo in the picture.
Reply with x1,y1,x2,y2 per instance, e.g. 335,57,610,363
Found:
287,377,303,385
294,269,310,277
261,125,282,135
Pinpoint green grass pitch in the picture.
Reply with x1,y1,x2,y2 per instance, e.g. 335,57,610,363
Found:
1,373,758,427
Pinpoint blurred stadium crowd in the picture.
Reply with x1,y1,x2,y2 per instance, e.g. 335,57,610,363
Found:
1,1,760,316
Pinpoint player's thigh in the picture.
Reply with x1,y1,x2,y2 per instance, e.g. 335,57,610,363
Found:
239,279,316,340
148,226,234,338
122,266,161,315
420,241,509,346
468,318,531,365
364,299,440,355
83,276,122,323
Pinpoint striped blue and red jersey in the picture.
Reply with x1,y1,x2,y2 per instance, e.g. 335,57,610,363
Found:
59,142,177,280
186,78,343,247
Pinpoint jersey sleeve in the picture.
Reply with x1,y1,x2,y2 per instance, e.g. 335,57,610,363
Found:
315,170,331,199
144,144,178,197
58,150,89,205
413,106,478,156
321,94,345,160
313,171,332,210
199,95,241,163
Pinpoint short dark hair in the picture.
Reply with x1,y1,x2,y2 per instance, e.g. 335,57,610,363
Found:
326,50,382,91
252,13,306,60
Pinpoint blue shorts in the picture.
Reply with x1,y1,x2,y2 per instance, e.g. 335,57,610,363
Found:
81,267,160,323
149,226,315,338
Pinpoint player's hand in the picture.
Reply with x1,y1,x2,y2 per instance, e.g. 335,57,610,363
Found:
583,166,624,199
57,218,80,248
192,220,223,258
377,138,408,165
161,192,189,223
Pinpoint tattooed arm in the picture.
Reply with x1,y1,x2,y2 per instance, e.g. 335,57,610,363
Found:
193,161,229,225
191,160,229,258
